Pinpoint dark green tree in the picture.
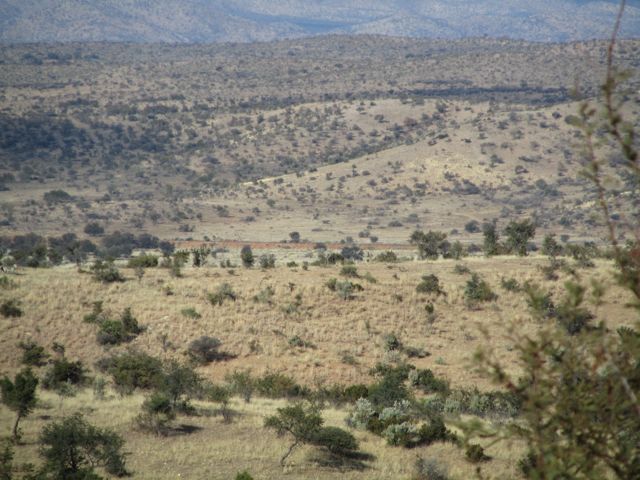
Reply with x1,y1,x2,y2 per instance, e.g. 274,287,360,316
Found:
410,230,449,260
240,245,254,268
0,369,38,442
504,219,536,256
39,413,128,478
264,403,323,466
482,222,500,257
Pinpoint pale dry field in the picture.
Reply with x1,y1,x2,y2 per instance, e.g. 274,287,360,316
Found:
0,255,636,478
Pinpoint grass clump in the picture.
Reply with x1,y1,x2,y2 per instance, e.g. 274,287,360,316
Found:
0,299,22,318
464,273,497,306
208,283,237,306
416,274,444,296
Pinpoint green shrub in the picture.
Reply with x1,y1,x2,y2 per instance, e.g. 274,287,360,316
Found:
187,336,232,364
375,251,398,262
383,421,421,447
240,245,254,268
39,414,128,477
311,426,358,454
96,308,142,345
453,264,471,274
83,301,105,323
416,274,444,295
136,392,176,436
368,365,411,408
255,372,309,399
97,352,163,394
91,260,125,283
18,341,49,367
259,254,276,269
465,443,490,463
235,471,254,480
500,277,521,292
181,307,201,319
208,283,237,306
408,369,448,394
340,264,359,277
127,254,158,268
252,286,275,304
417,415,456,445
0,299,22,318
42,358,85,390
0,275,17,290
413,457,449,480
464,274,497,305
225,370,255,403
383,333,402,351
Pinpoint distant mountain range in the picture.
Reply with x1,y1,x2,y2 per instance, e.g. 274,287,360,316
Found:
1,0,639,44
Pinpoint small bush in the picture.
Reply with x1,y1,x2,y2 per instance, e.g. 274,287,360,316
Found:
416,274,444,295
413,457,449,480
375,251,398,262
340,264,359,277
408,369,448,394
259,254,276,269
136,392,176,436
384,421,421,447
252,286,275,304
208,283,237,306
0,275,17,290
311,426,358,454
464,274,497,306
500,277,521,292
453,264,471,274
181,307,201,319
254,372,309,399
465,443,491,463
42,358,85,390
96,308,142,346
225,369,255,403
91,261,125,283
19,341,49,367
83,301,105,323
127,254,158,268
187,336,232,364
235,472,254,480
0,299,22,318
383,333,402,351
97,352,163,394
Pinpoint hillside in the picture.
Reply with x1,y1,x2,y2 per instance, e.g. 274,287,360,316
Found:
1,0,640,44
1,37,639,245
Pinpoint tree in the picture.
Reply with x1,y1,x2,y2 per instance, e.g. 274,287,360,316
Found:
410,230,449,260
39,413,128,478
84,222,104,236
504,219,536,256
482,222,499,257
240,245,254,268
541,234,562,259
0,369,38,442
289,231,301,243
264,403,323,466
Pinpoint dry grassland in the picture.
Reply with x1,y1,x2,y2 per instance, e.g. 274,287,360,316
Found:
0,255,636,478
